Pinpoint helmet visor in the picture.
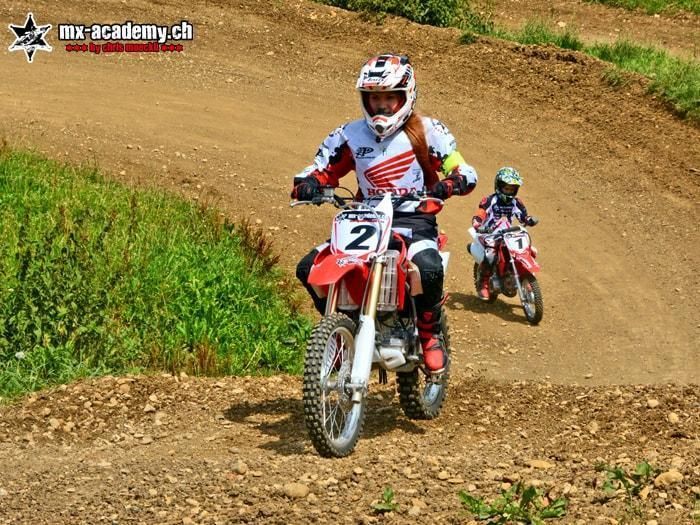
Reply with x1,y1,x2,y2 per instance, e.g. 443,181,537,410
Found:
500,184,519,196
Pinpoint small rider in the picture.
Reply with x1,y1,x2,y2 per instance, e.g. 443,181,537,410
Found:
471,167,538,301
291,53,478,374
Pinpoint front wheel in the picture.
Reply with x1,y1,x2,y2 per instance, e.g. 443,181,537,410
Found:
397,309,450,420
302,313,365,457
520,276,544,325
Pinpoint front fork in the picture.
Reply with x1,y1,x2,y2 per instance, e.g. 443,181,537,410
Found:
346,257,385,403
508,256,528,305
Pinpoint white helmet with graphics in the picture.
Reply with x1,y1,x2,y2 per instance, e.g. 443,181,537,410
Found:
356,54,417,140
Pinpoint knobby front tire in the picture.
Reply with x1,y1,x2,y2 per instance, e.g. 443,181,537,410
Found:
521,276,544,325
302,313,366,457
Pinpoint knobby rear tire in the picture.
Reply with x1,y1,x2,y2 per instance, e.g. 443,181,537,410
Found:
397,309,451,420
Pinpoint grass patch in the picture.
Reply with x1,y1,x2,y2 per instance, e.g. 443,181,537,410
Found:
460,483,568,523
505,19,585,51
0,147,312,399
321,0,467,27
585,0,700,16
588,39,700,119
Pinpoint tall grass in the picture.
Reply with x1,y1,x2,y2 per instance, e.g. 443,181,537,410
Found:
0,148,311,398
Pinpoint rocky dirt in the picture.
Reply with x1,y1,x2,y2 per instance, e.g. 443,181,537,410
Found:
0,375,698,524
0,0,699,523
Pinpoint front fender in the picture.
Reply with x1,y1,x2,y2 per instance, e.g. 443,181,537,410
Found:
308,254,370,304
514,252,541,274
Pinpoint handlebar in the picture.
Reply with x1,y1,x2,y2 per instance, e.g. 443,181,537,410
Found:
290,186,444,210
471,224,525,239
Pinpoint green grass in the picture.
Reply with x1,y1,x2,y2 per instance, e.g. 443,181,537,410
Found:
585,0,700,16
498,19,585,51
460,483,568,524
321,0,467,27
588,39,700,119
0,147,312,399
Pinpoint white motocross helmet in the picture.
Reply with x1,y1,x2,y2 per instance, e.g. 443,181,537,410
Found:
356,54,417,140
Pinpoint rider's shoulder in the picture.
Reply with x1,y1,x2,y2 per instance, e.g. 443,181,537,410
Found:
324,121,357,140
480,193,497,206
341,118,367,134
424,117,453,136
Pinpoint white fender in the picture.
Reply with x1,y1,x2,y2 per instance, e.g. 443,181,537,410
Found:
467,227,485,264
350,315,376,399
439,251,450,273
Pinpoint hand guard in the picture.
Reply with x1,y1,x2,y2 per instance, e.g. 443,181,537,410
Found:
525,215,539,227
291,176,320,201
433,174,469,200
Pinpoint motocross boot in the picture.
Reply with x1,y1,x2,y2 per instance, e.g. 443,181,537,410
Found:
417,308,447,374
478,264,491,301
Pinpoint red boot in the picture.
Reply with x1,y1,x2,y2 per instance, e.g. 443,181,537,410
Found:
417,309,447,374
478,265,491,301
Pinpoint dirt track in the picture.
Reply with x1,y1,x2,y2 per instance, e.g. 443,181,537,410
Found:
1,0,699,523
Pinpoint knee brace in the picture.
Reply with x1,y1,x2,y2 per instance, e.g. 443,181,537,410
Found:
411,249,444,310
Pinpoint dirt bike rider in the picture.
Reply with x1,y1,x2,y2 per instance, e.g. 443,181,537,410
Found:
292,54,478,374
471,167,538,301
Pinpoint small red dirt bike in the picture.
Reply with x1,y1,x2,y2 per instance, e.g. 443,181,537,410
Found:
291,187,451,457
467,216,543,325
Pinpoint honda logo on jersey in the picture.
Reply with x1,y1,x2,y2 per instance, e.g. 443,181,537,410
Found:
366,187,418,196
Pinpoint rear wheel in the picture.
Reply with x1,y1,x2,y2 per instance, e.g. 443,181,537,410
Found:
303,313,365,457
397,309,450,420
521,276,544,325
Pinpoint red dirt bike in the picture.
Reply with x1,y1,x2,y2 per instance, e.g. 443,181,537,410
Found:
291,187,451,457
467,216,543,325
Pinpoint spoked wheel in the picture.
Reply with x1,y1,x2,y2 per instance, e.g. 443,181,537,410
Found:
473,263,498,303
520,276,544,325
302,313,365,457
397,309,451,420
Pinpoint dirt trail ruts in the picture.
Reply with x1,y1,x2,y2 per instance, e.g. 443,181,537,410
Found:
0,0,699,523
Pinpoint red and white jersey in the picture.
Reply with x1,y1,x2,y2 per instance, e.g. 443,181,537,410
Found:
294,116,477,213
